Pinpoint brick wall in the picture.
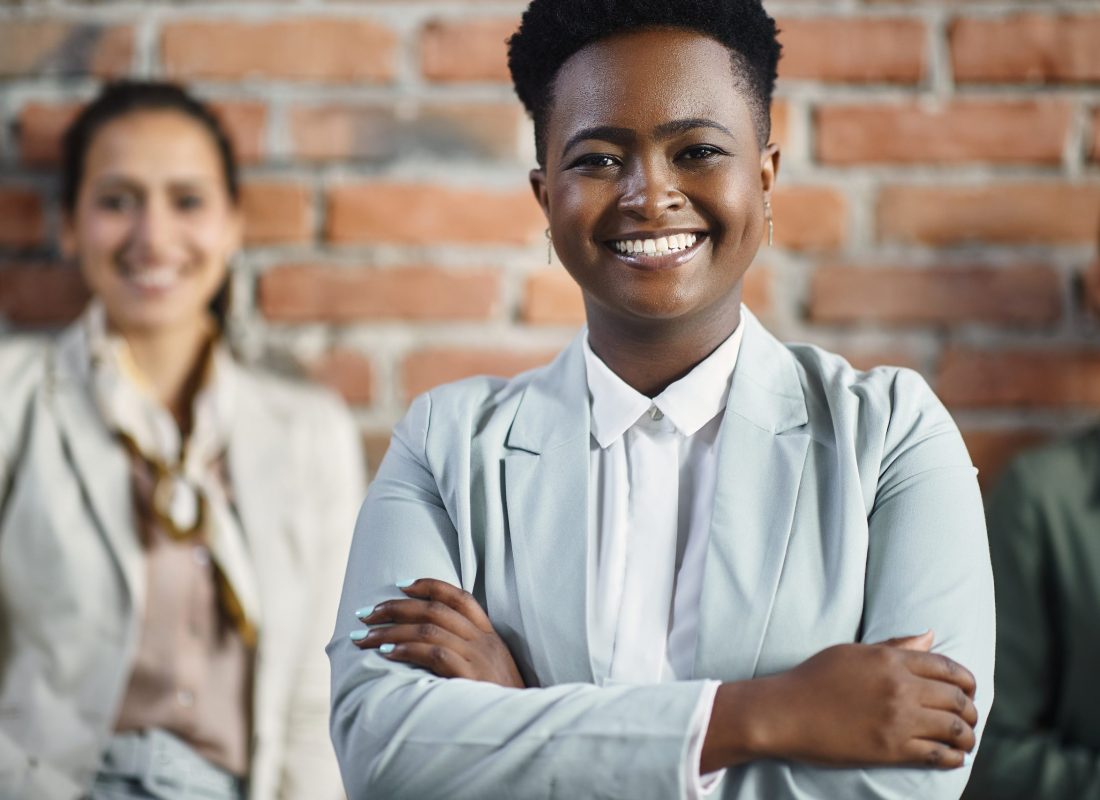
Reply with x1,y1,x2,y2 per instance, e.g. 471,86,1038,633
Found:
1,0,1098,487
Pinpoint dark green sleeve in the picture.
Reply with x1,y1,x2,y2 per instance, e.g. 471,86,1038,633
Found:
964,460,1100,799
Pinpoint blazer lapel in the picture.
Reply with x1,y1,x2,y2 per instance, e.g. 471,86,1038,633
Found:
503,334,595,685
51,324,145,614
694,310,811,681
226,368,287,638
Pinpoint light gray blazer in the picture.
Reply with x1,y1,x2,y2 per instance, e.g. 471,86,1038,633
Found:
0,323,365,800
328,310,995,800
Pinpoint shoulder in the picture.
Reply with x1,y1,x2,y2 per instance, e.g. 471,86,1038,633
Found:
0,334,53,441
787,341,953,444
993,426,1100,512
234,362,354,428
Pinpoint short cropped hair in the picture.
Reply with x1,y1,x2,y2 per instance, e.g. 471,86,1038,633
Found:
507,0,782,166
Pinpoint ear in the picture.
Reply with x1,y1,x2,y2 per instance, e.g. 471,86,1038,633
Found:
529,168,550,222
760,143,780,200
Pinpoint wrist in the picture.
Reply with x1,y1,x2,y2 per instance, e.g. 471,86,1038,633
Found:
702,677,784,771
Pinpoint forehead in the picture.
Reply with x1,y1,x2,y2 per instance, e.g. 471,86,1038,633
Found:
548,28,753,142
84,110,223,183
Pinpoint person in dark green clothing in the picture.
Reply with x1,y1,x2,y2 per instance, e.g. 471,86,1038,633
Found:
963,426,1100,799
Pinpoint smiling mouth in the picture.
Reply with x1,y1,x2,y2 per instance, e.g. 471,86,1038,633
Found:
605,232,707,269
120,264,184,292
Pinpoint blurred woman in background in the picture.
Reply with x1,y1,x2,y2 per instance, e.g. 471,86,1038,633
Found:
0,81,364,800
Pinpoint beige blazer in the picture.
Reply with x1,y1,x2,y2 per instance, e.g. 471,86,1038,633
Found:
0,321,365,800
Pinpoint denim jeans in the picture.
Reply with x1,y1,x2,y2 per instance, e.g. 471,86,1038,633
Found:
90,729,244,800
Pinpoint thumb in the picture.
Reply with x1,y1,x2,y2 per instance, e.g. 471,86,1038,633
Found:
876,629,934,652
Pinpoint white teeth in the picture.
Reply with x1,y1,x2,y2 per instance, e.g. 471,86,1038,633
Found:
128,267,180,290
612,233,699,256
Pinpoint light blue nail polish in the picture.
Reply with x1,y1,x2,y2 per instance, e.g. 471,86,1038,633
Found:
396,579,416,589
379,643,396,654
349,630,369,642
354,606,374,620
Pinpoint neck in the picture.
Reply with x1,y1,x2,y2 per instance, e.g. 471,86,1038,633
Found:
115,317,215,428
586,304,742,397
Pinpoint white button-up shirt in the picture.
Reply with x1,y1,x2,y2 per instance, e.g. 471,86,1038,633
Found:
583,318,745,796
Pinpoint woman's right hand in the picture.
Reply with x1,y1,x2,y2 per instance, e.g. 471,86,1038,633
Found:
703,631,979,772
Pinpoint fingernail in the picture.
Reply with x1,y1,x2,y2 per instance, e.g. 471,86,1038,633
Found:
354,606,374,620
396,579,416,589
349,630,369,642
379,643,396,654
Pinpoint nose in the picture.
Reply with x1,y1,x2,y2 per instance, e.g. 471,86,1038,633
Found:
617,158,686,219
129,195,174,258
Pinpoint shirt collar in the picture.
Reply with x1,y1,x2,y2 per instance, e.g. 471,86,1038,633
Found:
583,312,745,448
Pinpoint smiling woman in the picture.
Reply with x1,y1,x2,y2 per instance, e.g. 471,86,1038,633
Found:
328,3,995,799
0,82,365,800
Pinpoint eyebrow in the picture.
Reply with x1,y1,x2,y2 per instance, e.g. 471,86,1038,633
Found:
92,174,210,192
560,118,736,158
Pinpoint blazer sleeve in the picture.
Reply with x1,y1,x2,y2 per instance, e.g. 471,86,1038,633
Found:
962,460,1100,799
0,343,84,800
740,369,996,800
279,394,367,800
327,393,712,800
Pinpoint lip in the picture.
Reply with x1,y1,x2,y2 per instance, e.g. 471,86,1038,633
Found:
603,231,709,271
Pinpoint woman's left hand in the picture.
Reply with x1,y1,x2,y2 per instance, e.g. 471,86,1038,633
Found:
352,578,525,689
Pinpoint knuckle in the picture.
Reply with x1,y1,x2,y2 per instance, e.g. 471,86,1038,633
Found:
924,747,943,767
416,623,437,639
955,688,967,712
427,600,446,617
429,646,447,665
950,716,965,739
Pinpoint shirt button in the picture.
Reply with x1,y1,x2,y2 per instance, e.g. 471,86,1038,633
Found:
176,689,195,708
649,406,664,421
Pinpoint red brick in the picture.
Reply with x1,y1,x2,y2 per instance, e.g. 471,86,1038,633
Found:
0,22,132,78
162,19,397,83
420,18,517,83
17,102,79,166
240,182,312,245
815,101,1070,165
961,429,1050,493
325,183,544,246
777,18,926,83
770,186,847,251
209,102,267,165
770,101,791,150
809,265,1061,327
0,265,89,326
17,100,266,167
0,189,46,248
836,349,922,373
403,348,556,400
289,102,523,162
259,265,502,323
306,348,374,406
938,348,1100,408
951,14,1100,84
521,264,772,326
877,184,1100,245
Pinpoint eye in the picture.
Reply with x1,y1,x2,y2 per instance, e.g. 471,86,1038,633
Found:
678,144,728,162
95,192,137,212
174,193,205,212
569,153,621,171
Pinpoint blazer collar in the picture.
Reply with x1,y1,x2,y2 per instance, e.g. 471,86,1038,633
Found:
506,309,807,456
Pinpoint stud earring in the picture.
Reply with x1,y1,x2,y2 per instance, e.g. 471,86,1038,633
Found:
545,227,553,265
764,200,774,247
